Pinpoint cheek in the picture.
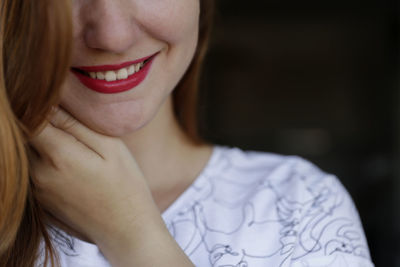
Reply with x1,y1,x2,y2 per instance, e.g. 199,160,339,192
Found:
139,0,200,88
136,0,200,44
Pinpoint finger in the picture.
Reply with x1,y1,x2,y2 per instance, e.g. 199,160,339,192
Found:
30,122,68,162
28,146,60,190
28,148,46,187
30,122,98,166
49,107,113,157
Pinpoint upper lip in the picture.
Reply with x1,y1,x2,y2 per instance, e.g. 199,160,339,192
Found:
72,52,158,72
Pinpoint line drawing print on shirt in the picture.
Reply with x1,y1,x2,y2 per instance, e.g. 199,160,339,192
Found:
164,148,371,266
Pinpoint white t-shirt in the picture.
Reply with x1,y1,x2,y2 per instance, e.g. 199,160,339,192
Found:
42,146,374,267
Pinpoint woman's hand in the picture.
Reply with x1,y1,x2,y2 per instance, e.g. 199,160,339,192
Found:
30,107,194,266
30,108,161,249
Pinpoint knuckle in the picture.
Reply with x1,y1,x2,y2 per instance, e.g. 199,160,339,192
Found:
62,118,78,131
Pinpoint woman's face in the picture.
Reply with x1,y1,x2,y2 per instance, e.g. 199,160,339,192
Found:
61,0,200,136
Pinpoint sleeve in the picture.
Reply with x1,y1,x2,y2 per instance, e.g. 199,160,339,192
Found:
286,158,375,267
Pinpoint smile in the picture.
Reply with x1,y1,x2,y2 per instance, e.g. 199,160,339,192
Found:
71,52,158,94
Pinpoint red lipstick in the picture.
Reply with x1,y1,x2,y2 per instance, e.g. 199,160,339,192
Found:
71,53,157,94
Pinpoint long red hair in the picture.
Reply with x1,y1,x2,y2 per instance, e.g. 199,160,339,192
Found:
0,0,214,266
0,0,73,266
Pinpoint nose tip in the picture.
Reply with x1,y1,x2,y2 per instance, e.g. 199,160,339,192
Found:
83,2,140,54
85,22,139,54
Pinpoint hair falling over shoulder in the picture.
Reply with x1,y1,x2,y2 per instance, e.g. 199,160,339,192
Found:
0,0,72,266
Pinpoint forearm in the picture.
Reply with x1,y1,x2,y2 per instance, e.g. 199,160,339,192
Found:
96,215,194,267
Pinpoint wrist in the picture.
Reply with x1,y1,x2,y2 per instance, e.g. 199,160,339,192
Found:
97,212,193,267
94,199,162,248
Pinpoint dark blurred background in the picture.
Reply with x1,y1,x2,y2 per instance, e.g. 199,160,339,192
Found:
199,0,399,266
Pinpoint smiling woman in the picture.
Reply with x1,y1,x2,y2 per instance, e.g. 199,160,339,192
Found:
0,0,213,266
0,0,374,267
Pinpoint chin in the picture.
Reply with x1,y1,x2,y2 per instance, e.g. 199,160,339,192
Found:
60,100,151,137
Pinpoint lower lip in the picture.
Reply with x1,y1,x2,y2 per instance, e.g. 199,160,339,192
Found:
71,55,156,94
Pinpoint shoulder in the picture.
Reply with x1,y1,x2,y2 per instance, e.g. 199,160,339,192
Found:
210,145,340,194
211,145,359,206
205,146,374,265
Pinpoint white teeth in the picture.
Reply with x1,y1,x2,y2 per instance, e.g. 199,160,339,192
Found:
117,68,128,80
87,61,147,80
96,72,105,80
128,65,135,75
105,71,117,82
135,63,140,72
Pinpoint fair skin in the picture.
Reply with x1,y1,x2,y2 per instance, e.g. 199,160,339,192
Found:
30,0,212,266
